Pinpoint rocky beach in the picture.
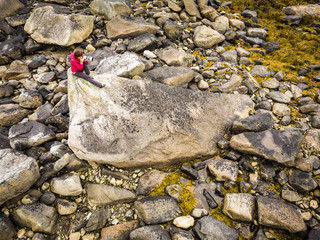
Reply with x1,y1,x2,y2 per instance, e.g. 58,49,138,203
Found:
0,0,320,239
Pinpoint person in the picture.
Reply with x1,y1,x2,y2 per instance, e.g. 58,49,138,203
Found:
69,48,105,88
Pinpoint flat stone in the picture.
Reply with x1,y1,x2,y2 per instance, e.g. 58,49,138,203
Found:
127,33,161,53
0,0,24,19
183,0,201,18
267,91,291,103
2,64,30,81
51,173,83,197
219,74,243,92
101,220,139,240
0,149,40,205
208,158,239,181
223,193,254,222
288,169,317,193
155,47,194,67
12,90,43,108
12,203,58,234
136,170,168,195
295,156,315,172
250,65,271,78
28,104,53,123
9,121,55,150
194,216,238,240
85,208,111,232
232,112,273,133
35,72,55,84
261,78,279,89
0,104,31,127
230,129,303,166
281,189,302,202
89,0,132,20
134,196,182,224
144,66,194,87
86,184,136,206
247,28,267,39
257,196,307,233
283,4,320,16
130,225,171,240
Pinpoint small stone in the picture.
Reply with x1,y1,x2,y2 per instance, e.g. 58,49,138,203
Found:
173,215,195,229
310,200,318,209
55,199,77,215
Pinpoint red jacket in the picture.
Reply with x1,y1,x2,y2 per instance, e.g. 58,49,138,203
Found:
70,52,88,73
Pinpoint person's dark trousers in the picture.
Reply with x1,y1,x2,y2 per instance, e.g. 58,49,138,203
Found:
74,64,103,88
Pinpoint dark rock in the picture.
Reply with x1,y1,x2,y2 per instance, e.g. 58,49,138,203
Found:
241,10,257,18
51,94,68,115
28,54,47,69
0,35,25,63
309,65,320,70
315,74,320,82
39,192,56,205
298,68,311,76
164,20,183,40
255,101,272,111
261,42,281,53
194,216,238,240
242,36,263,45
308,224,320,240
216,183,224,197
224,150,242,161
288,169,317,193
127,33,162,53
260,163,276,180
239,158,255,173
275,170,288,185
311,114,320,128
168,226,194,240
203,189,218,209
130,225,171,240
241,19,261,28
181,164,199,180
24,38,42,54
56,70,68,80
283,16,302,25
85,208,111,232
0,104,31,127
45,113,69,132
0,85,14,98
0,213,16,240
232,112,273,133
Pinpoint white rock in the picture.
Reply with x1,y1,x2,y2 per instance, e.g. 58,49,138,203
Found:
173,215,195,229
223,193,254,222
51,173,83,196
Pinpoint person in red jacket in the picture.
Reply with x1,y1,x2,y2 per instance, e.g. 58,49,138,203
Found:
70,48,105,88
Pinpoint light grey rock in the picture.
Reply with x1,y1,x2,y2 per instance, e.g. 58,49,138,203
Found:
221,50,238,65
12,90,43,108
34,72,55,84
51,173,83,196
193,25,225,49
261,78,279,89
283,4,320,16
127,33,161,53
247,28,267,39
281,189,302,202
137,170,168,195
302,129,320,154
0,149,40,205
106,15,160,39
68,72,253,168
9,121,55,150
86,183,136,206
197,80,209,90
230,129,303,166
223,193,254,222
257,196,307,233
272,103,291,117
183,0,201,18
85,208,111,232
55,199,77,215
0,0,24,19
239,57,253,65
24,6,94,46
95,52,145,78
101,220,139,240
219,74,243,92
0,104,32,127
50,141,72,158
130,225,171,240
12,203,58,234
299,103,320,113
51,94,68,115
89,0,132,20
232,112,273,133
288,169,317,192
200,5,219,22
134,196,182,224
267,91,291,103
215,15,229,28
208,158,239,181
156,47,194,67
230,19,245,30
250,65,271,78
144,66,194,87
242,72,260,94
0,213,16,240
194,216,238,240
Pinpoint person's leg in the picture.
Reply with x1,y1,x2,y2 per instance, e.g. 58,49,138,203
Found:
74,72,103,88
83,63,90,75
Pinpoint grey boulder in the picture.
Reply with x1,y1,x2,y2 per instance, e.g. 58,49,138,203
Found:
130,225,171,240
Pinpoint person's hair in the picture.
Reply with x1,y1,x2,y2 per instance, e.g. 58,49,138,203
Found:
74,48,84,58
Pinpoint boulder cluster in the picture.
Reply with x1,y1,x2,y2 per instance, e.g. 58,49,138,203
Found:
1,0,320,239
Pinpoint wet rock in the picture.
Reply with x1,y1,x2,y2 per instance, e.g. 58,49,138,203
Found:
194,216,238,240
85,208,111,232
208,157,239,181
288,169,317,193
0,213,16,239
89,0,132,20
144,66,194,87
156,46,194,67
24,6,95,46
106,15,160,39
223,193,254,222
86,184,136,206
9,121,55,150
101,220,139,240
51,172,83,197
12,203,58,234
257,196,307,233
134,196,182,224
95,52,144,78
127,33,161,53
230,129,303,166
0,148,40,205
193,25,225,49
232,112,273,133
130,225,171,240
13,90,43,108
55,199,77,215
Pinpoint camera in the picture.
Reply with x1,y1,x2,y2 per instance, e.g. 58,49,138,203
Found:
83,56,93,61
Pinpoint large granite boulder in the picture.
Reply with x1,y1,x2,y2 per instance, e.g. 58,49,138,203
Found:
257,196,307,233
0,0,24,19
106,16,160,39
68,72,253,168
0,149,40,205
90,0,132,20
230,129,303,166
24,6,94,46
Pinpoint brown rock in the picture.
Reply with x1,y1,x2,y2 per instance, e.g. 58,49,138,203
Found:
101,220,139,240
